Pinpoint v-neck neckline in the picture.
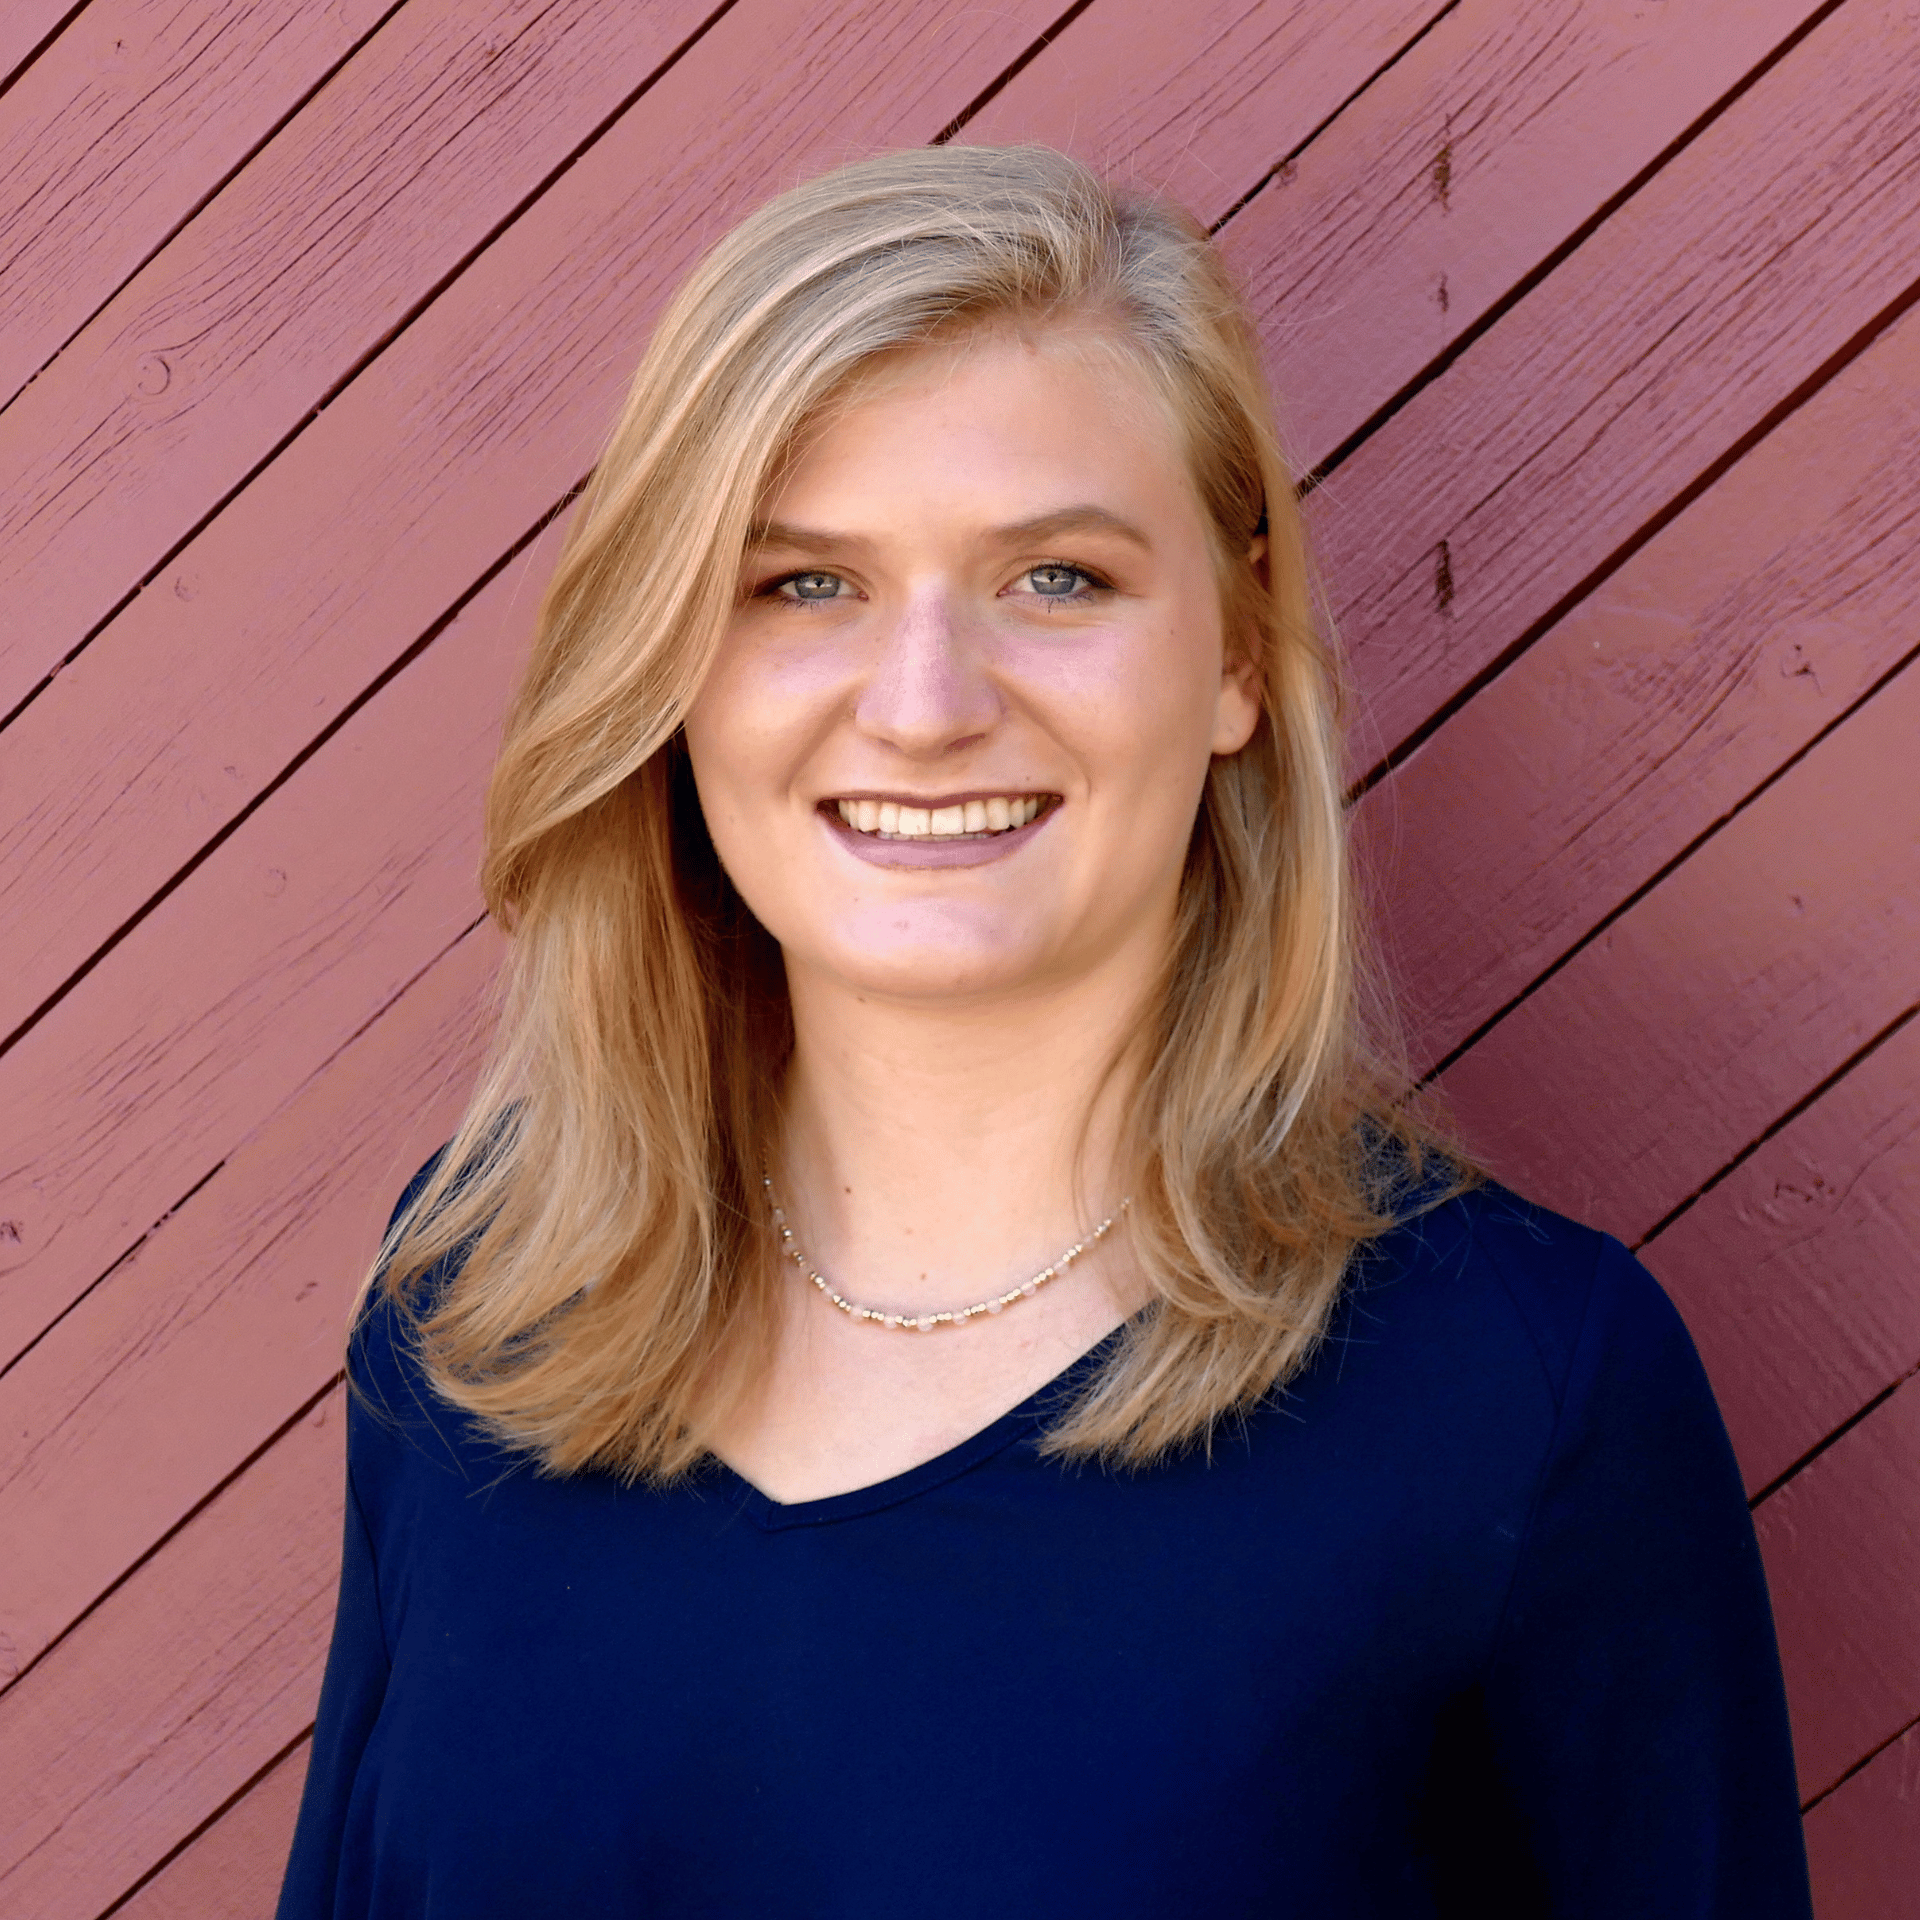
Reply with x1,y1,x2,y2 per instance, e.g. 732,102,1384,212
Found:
704,1327,1126,1532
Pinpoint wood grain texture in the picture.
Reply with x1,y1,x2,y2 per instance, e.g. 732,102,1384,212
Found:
1641,1017,1920,1498
0,527,544,1377
115,1742,308,1920
1356,294,1920,1071
1216,0,1826,472
0,923,494,1685
1757,1375,1920,1800
0,0,722,716
0,0,82,96
1440,658,1920,1244
2,0,1913,1886
963,0,1443,223
1803,1720,1920,1919
0,0,1061,1045
1305,0,1920,763
0,0,389,413
0,1392,342,1920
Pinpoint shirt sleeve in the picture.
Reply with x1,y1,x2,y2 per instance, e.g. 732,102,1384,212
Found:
275,1424,393,1919
1480,1232,1814,1915
277,1164,442,1918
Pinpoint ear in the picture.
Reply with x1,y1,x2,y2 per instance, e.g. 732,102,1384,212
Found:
1211,533,1266,755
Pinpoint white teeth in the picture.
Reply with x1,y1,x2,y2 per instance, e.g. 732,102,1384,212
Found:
832,794,1048,840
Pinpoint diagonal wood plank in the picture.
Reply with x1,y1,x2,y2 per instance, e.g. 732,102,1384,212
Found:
113,1741,308,1920
1641,1017,1920,1497
0,0,1453,1055
0,1,81,97
1439,659,1920,1245
0,0,727,715
0,922,493,1686
1305,0,1920,764
961,0,1443,222
0,0,390,414
3,0,1911,1900
0,0,1888,1060
1756,1375,1920,1801
1356,293,1920,1071
1803,1720,1920,1917
0,0,1062,1045
1214,0,1827,473
0,1393,342,1920
0,527,540,1376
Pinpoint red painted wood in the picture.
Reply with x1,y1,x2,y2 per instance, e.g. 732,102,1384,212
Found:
1441,659,1920,1244
1305,0,1920,762
1214,0,1826,472
0,1392,342,1920
1355,294,1920,1071
0,527,544,1376
0,924,493,1684
0,0,389,412
0,0,1062,1043
1803,1721,1920,1918
964,0,1444,223
1756,1376,1920,1800
0,0,723,715
0,1,79,95
2,0,1912,1889
1641,1017,1920,1497
115,1742,308,1920
0,0,1451,1059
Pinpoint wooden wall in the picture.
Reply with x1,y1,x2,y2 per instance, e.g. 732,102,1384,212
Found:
1,0,1913,1908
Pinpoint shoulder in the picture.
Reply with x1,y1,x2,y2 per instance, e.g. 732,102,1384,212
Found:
1346,1177,1690,1414
343,1149,492,1484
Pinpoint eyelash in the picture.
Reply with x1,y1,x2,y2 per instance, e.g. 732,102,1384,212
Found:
754,562,1112,607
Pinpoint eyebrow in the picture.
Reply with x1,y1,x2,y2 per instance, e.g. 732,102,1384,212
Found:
743,504,1154,556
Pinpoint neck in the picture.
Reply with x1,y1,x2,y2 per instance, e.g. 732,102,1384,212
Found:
773,946,1160,1313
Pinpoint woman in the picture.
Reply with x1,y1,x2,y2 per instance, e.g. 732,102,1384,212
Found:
279,146,1812,1916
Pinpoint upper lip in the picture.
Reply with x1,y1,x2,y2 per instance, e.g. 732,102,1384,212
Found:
819,789,1055,806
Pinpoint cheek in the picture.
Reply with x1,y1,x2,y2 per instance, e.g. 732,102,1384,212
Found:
684,627,844,801
1009,611,1225,783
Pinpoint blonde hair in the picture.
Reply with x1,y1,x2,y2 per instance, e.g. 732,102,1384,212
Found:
373,143,1465,1478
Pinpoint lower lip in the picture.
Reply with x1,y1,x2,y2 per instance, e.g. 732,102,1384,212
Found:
822,804,1055,868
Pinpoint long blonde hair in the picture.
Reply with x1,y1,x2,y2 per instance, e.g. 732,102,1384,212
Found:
374,143,1464,1478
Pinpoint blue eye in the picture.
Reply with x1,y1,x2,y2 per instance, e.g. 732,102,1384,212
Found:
1027,564,1089,597
779,571,844,601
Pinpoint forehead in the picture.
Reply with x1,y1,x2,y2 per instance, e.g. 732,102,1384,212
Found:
761,321,1198,527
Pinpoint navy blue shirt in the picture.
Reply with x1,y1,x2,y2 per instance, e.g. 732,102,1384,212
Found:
279,1179,1812,1917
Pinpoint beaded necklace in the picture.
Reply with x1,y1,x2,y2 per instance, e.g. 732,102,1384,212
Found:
762,1175,1129,1332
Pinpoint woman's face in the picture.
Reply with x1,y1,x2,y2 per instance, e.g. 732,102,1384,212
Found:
683,323,1262,1008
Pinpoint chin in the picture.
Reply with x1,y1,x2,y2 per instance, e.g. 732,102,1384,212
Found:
812,927,1058,1004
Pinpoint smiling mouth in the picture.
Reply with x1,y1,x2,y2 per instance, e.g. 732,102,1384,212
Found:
826,794,1053,841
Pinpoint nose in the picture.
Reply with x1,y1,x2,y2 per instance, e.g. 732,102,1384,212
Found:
851,581,1002,758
